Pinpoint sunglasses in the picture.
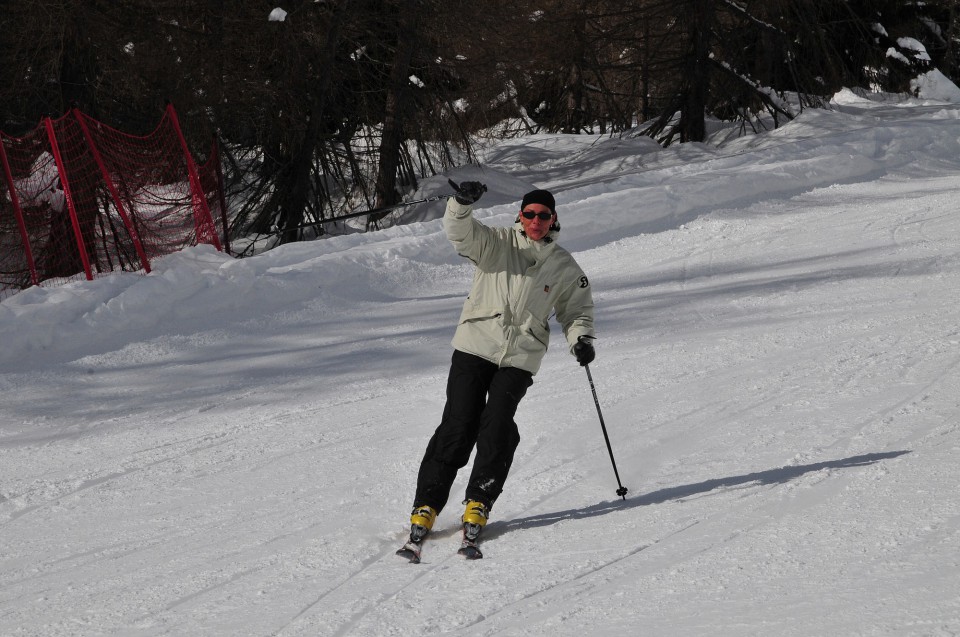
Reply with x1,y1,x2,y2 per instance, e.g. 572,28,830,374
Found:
521,210,554,221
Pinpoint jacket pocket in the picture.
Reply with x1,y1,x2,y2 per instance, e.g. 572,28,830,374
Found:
518,312,550,352
458,306,503,325
453,307,505,361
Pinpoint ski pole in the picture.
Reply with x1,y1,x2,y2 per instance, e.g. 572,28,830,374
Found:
584,364,629,500
269,192,454,235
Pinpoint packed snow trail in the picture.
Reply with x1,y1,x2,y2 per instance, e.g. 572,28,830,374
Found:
1,92,959,636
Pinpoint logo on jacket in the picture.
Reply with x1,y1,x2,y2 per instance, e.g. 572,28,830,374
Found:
543,285,551,293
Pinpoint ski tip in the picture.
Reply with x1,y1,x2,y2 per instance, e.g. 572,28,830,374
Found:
396,546,422,564
457,545,483,560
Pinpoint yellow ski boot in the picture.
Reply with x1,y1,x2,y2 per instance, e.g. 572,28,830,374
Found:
459,500,490,559
409,505,437,543
398,505,437,563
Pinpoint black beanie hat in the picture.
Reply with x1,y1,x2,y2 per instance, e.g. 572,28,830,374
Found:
521,189,556,214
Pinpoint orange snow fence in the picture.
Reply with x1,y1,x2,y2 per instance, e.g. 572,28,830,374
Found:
0,104,229,300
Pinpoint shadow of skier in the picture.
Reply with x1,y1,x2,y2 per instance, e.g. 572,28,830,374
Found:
484,450,911,539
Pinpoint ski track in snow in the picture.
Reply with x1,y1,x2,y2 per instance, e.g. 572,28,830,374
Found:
2,93,960,635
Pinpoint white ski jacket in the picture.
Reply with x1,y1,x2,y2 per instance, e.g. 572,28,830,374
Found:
444,198,595,375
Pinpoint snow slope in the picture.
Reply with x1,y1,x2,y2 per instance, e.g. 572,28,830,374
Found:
2,91,959,636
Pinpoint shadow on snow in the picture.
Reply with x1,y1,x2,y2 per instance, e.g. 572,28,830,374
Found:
485,450,911,539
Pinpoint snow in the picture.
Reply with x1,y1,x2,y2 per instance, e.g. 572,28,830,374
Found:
898,37,932,63
3,90,960,636
912,69,960,103
887,47,913,66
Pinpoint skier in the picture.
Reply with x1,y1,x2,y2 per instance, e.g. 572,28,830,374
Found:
400,181,596,560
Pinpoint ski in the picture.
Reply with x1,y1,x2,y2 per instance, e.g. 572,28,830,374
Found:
457,537,483,560
396,539,423,564
397,536,483,561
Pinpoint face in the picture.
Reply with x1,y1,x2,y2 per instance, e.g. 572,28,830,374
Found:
519,203,555,241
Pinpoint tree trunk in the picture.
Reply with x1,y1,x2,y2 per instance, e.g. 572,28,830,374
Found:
278,0,351,244
943,0,960,78
680,0,714,143
369,2,421,230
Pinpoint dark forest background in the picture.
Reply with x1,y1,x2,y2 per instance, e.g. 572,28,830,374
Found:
3,0,958,248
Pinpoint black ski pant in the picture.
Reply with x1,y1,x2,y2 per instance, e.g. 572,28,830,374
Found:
414,350,533,514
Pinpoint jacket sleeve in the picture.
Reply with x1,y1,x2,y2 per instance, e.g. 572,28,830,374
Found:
443,198,496,264
556,267,596,352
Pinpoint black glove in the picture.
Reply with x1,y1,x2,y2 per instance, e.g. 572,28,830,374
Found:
448,179,487,205
573,336,595,366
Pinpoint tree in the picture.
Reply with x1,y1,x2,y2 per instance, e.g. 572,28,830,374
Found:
369,1,424,228
5,0,960,252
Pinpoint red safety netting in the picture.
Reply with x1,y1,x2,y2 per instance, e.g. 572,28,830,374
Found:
0,104,229,301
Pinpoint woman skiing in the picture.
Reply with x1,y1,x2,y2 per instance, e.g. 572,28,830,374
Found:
399,180,596,561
